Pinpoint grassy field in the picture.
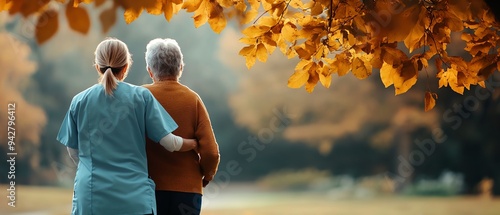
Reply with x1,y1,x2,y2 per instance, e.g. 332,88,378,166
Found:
1,185,499,215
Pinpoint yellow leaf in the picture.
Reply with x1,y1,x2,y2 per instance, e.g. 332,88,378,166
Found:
333,53,351,76
235,0,246,11
319,64,332,88
258,16,277,27
239,45,255,56
294,45,312,60
305,64,319,93
288,70,310,88
208,3,226,33
245,55,256,69
242,25,270,38
124,6,143,24
424,91,436,112
382,46,407,66
99,6,117,33
281,22,296,42
146,0,163,15
241,9,258,25
216,0,232,7
295,59,310,71
393,60,418,95
239,37,256,45
66,3,90,34
441,68,464,94
310,2,323,16
256,43,268,62
352,57,371,79
35,9,59,44
404,6,427,53
380,62,396,87
182,0,202,12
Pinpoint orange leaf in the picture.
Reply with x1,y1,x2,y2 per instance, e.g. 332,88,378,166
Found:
163,1,174,21
20,0,50,17
124,6,143,24
66,3,91,34
35,9,59,44
99,6,117,33
95,0,105,7
146,0,163,15
424,91,436,112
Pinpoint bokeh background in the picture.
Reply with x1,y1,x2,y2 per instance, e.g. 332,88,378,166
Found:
1,3,500,215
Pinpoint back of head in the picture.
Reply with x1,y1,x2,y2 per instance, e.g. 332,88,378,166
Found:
145,38,184,81
94,38,132,96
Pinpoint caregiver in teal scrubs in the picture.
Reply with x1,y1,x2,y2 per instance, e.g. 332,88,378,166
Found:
57,38,197,215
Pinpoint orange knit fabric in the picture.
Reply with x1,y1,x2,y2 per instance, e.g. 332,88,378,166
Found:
143,80,220,194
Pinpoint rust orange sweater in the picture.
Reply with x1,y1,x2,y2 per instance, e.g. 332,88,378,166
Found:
143,80,220,194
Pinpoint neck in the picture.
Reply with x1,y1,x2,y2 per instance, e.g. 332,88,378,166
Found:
154,78,178,83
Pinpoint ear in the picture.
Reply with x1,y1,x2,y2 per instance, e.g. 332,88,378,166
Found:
147,67,153,78
95,65,100,73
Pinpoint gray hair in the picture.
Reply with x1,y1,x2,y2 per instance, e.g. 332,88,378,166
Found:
145,38,184,80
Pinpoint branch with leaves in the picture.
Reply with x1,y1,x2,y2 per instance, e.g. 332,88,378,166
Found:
1,0,499,111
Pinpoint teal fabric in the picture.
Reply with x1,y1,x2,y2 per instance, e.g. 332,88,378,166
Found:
57,82,178,215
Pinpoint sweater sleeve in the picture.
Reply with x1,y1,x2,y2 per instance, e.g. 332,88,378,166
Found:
195,98,220,181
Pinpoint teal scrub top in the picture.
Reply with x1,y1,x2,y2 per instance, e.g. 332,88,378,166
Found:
57,82,178,215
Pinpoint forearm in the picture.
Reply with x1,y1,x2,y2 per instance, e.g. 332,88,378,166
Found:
159,133,197,152
200,151,220,181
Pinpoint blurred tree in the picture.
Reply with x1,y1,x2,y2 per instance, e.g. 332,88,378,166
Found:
1,0,499,110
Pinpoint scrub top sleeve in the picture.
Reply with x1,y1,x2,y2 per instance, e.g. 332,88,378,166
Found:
57,104,79,149
144,91,178,143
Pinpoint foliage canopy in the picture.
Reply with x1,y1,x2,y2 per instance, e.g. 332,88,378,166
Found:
1,0,499,110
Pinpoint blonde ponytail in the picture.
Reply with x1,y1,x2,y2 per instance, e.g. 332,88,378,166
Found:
94,38,133,96
101,68,118,96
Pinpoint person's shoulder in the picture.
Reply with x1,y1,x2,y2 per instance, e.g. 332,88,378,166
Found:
120,82,150,94
178,83,203,100
72,84,99,101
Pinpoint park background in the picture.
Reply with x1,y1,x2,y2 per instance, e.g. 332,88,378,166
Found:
1,2,500,214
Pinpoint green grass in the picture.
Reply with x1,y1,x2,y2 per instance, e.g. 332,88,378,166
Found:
1,185,499,215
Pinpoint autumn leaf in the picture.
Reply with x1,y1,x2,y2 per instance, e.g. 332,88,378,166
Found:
66,3,90,34
352,57,371,79
256,43,268,62
182,0,202,12
124,6,143,24
393,60,418,95
424,91,437,112
207,2,226,33
319,63,332,88
99,6,117,33
305,63,319,93
380,62,397,88
35,9,59,44
19,0,50,17
288,69,310,88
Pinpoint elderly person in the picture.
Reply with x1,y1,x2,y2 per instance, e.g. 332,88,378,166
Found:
57,38,198,215
143,38,220,215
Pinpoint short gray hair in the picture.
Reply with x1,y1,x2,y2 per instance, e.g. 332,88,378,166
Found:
145,38,184,80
